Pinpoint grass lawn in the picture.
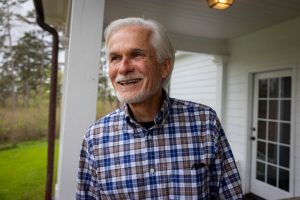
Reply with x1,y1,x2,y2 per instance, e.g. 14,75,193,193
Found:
0,139,59,200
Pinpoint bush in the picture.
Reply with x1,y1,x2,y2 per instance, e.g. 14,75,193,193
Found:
96,98,119,119
0,98,60,145
0,96,117,145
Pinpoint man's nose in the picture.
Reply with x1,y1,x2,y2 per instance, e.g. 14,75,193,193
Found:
118,57,134,74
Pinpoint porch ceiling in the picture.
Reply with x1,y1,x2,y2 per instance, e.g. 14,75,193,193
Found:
42,0,300,41
103,0,300,41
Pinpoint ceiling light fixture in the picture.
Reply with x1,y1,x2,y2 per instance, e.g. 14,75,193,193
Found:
207,0,234,10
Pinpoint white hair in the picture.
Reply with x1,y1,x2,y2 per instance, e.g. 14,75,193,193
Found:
104,17,175,90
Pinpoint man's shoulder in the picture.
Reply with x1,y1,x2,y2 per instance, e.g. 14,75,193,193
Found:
170,97,216,114
84,106,125,137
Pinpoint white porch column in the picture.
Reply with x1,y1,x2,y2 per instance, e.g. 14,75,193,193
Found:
56,0,105,199
213,55,228,121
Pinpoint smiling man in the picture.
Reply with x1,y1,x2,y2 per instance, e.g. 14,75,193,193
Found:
76,17,243,199
107,24,170,122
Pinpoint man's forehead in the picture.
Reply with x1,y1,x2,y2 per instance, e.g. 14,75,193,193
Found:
108,29,152,52
108,47,146,56
108,25,151,43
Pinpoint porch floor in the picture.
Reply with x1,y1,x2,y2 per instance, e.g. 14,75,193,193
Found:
243,193,300,200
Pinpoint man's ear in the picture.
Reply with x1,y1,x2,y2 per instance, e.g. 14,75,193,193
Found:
160,58,172,79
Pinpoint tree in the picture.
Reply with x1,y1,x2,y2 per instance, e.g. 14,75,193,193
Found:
11,31,51,107
0,0,29,109
0,0,52,108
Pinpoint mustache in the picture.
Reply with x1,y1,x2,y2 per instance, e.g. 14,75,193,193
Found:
115,74,144,82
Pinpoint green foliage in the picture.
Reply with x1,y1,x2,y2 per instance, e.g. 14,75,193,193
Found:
0,139,59,200
13,31,51,104
0,96,61,145
0,0,60,144
0,0,52,108
1,30,52,107
96,98,119,119
0,96,117,145
0,0,117,146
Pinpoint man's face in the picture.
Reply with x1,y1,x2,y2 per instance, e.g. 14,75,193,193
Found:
107,25,169,104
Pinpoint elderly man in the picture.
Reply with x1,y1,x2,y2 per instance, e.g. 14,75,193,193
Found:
77,17,243,199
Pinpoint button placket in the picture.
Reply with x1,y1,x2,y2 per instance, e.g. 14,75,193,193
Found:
149,167,155,174
146,130,156,177
147,134,153,141
146,129,154,141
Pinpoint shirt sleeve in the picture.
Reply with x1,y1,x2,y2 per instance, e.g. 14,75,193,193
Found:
211,117,243,199
76,136,100,200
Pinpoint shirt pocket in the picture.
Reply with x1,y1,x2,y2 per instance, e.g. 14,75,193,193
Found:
168,164,210,199
98,168,130,199
98,166,146,199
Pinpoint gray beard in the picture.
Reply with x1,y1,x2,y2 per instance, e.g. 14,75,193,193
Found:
116,85,161,104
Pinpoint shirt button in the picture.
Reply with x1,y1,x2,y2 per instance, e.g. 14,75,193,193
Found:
150,168,155,174
147,134,153,140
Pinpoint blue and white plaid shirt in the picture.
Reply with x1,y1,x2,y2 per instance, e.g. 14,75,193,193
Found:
77,92,243,199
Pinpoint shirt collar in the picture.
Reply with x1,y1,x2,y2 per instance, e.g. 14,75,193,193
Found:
124,89,170,129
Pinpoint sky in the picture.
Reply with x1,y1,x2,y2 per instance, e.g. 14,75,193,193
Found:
11,0,37,44
10,0,65,65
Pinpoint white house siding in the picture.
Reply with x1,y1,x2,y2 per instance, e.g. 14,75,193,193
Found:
170,52,219,113
226,16,300,195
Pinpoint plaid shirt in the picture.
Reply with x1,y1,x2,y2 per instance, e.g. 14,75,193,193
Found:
77,93,243,199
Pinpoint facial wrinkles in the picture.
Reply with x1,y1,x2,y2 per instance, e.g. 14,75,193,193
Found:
108,26,164,104
113,55,162,104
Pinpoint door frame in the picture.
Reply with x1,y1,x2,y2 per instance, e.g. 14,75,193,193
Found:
247,67,296,198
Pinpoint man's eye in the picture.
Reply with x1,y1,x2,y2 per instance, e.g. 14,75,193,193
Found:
132,52,144,58
110,56,120,62
133,53,140,57
131,50,145,58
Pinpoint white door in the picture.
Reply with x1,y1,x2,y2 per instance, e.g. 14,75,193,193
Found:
251,70,294,199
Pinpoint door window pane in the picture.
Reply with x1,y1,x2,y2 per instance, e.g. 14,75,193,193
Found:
267,165,277,187
279,169,289,191
255,75,292,192
268,143,277,164
268,122,278,142
280,77,291,98
257,121,266,140
280,100,291,121
269,100,278,119
280,123,290,144
257,141,266,161
269,78,279,98
279,146,290,168
256,162,265,182
258,100,267,118
259,79,268,98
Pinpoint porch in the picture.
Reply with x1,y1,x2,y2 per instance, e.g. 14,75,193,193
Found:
36,0,300,199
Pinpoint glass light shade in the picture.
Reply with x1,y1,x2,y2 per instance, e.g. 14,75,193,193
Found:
208,0,234,10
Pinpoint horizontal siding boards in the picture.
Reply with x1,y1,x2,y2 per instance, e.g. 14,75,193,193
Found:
226,17,300,195
173,71,216,79
224,65,251,193
170,53,218,111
